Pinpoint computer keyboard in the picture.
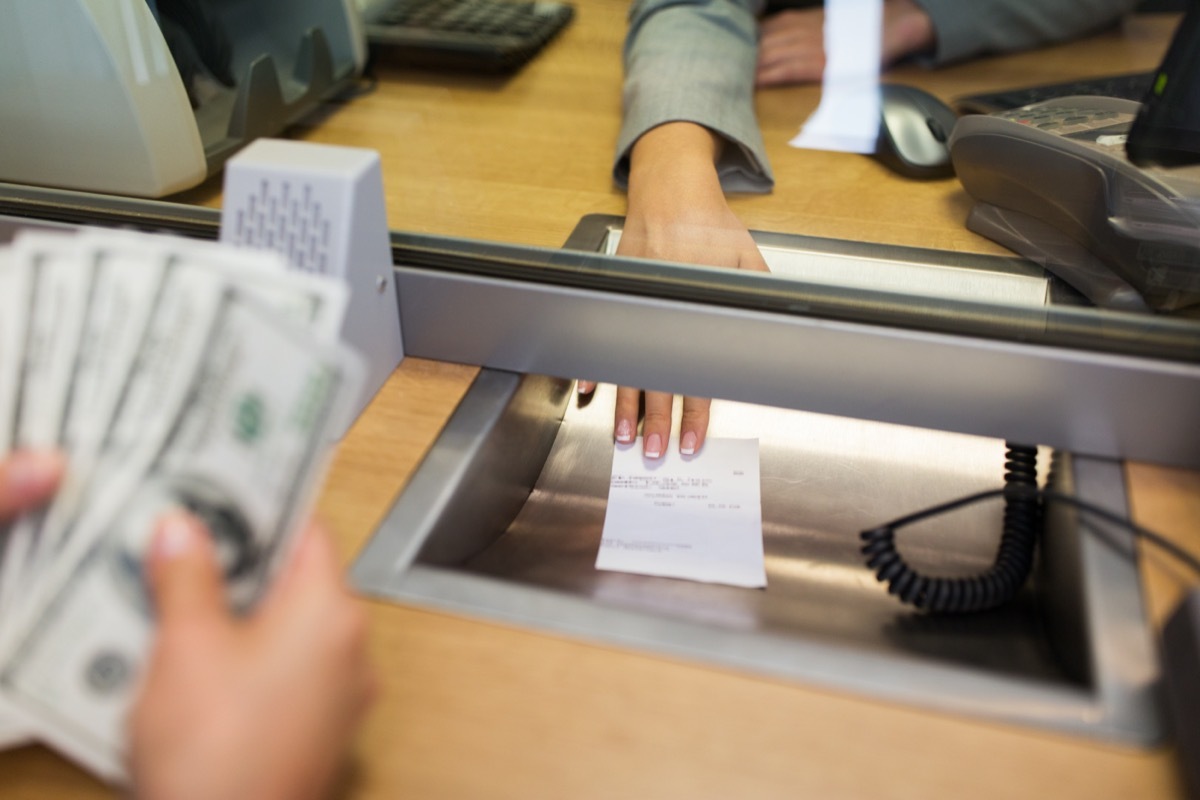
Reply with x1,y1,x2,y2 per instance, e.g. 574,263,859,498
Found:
362,0,575,73
954,71,1154,114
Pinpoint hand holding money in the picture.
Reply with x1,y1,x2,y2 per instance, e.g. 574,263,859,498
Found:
0,456,374,800
0,227,369,785
130,514,374,800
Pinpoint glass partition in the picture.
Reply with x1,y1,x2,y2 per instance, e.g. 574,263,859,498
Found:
1,6,1196,370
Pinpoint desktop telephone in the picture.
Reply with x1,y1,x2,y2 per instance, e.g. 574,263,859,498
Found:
949,4,1200,313
950,96,1200,313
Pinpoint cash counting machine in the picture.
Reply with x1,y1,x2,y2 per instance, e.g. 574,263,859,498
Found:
2,184,1199,750
0,0,365,197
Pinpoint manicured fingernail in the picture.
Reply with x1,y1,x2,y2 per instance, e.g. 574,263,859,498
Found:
644,434,662,459
680,431,697,455
616,419,634,443
5,450,63,495
577,381,595,396
152,512,200,560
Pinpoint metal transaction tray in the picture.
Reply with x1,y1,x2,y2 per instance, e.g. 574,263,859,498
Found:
353,369,1160,746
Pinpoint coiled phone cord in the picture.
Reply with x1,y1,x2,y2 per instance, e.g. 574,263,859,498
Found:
859,443,1042,613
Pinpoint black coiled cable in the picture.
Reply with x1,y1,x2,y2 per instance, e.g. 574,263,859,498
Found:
859,442,1042,613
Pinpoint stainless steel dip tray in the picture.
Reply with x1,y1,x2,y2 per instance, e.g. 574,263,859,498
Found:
352,369,1160,745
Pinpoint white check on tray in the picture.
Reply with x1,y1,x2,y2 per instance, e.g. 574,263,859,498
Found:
597,437,766,589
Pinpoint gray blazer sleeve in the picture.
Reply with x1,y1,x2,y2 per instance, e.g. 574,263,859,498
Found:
614,0,775,193
913,0,1143,65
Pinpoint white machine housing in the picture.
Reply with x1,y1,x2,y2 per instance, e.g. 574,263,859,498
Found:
0,0,365,197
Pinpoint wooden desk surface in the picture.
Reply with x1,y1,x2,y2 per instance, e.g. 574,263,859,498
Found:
3,6,1198,799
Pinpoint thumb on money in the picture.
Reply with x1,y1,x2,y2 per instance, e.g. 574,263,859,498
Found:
145,511,225,624
131,515,375,800
0,449,66,522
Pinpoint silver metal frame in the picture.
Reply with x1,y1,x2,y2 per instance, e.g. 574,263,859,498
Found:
395,263,1200,468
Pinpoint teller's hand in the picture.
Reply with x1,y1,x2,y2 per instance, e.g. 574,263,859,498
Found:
578,122,768,458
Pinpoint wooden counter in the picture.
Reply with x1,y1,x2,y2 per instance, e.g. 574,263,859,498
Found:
3,5,1197,798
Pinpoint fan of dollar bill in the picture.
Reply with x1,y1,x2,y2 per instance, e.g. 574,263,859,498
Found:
0,226,362,781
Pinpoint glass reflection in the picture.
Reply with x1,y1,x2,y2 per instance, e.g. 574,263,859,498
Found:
0,0,1196,350
317,1,1196,349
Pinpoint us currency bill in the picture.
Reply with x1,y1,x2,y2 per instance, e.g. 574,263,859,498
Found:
0,228,360,772
0,234,94,624
7,232,347,628
19,232,170,599
0,247,32,629
0,282,361,780
0,248,27,451
0,249,32,751
0,699,30,751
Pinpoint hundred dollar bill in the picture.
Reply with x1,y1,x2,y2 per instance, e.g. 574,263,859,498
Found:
0,247,29,451
0,243,228,663
168,235,348,342
0,699,31,751
0,249,32,613
23,232,169,592
118,231,348,340
88,236,345,486
0,234,94,620
0,233,96,750
0,249,32,751
0,286,361,781
16,233,347,619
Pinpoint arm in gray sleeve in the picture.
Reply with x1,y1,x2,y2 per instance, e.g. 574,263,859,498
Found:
913,0,1142,66
614,0,774,193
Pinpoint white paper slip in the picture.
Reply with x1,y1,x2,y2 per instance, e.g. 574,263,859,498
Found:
789,0,883,154
596,438,766,588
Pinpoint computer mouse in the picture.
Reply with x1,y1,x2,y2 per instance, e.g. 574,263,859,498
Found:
875,83,958,179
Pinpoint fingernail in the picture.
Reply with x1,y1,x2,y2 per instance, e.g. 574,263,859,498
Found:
680,431,697,455
644,433,662,459
577,381,595,396
5,450,63,495
616,419,634,443
152,512,200,561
